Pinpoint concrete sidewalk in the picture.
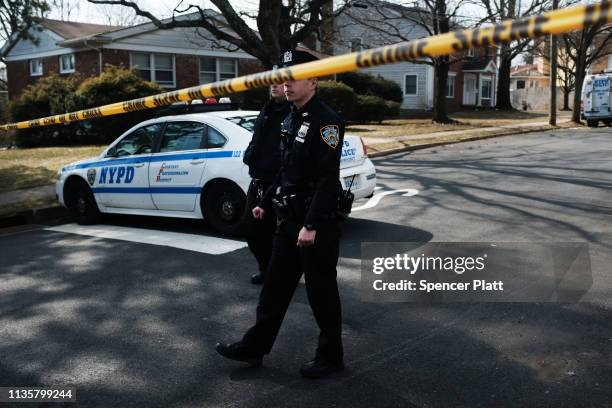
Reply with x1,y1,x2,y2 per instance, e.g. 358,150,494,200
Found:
360,118,573,146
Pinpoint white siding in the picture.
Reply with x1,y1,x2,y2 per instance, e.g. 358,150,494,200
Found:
361,62,430,109
333,5,432,110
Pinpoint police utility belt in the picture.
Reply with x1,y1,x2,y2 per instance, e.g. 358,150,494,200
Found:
270,180,355,222
271,186,311,222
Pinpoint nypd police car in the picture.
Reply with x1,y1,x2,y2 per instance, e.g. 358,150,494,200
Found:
56,109,376,235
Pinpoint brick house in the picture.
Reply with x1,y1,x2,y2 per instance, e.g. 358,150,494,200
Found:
0,12,259,100
330,0,498,112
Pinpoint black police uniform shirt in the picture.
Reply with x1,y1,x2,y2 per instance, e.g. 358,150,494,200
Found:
261,94,345,230
243,99,291,181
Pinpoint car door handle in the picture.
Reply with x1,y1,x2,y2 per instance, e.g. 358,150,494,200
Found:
190,160,205,164
134,163,145,168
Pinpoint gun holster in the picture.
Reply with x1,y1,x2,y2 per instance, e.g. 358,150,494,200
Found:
272,193,307,221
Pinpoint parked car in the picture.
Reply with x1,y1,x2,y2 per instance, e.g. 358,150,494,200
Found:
56,108,376,235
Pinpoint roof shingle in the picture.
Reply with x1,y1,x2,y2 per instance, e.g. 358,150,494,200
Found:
41,18,121,39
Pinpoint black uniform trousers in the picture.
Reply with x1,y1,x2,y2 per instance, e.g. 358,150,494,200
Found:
243,179,277,274
242,216,343,362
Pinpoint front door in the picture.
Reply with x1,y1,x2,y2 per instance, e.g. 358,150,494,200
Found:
94,123,163,209
149,121,209,212
463,75,477,105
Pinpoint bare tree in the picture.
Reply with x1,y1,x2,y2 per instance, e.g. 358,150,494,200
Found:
335,0,471,123
478,0,551,110
562,22,612,123
86,0,349,67
534,35,576,111
93,2,146,26
48,0,79,21
0,0,49,42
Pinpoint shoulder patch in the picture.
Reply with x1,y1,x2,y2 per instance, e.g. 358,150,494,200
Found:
320,125,340,149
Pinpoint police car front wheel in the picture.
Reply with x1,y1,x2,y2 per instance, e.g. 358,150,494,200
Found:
66,179,100,225
203,181,246,236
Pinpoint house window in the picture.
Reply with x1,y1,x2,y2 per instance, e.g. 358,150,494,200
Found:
59,54,75,73
30,59,43,76
350,38,362,52
130,52,176,87
481,77,492,99
199,57,237,84
517,80,526,89
446,74,456,98
404,74,418,95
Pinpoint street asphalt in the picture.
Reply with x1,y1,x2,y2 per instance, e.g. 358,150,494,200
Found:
0,127,610,407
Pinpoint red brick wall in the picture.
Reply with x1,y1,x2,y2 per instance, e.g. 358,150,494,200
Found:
7,49,259,99
76,49,101,78
7,50,104,99
176,54,199,89
238,59,265,76
6,60,30,100
443,71,462,112
101,49,129,69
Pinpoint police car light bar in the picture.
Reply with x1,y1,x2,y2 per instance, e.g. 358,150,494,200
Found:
1,0,611,131
153,102,239,118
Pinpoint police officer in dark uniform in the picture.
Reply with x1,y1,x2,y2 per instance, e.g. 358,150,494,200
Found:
242,83,291,284
216,49,346,379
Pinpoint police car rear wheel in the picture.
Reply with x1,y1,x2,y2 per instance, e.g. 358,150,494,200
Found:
67,180,100,225
204,182,245,236
587,120,599,128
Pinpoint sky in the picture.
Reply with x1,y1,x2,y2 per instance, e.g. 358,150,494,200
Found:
45,0,259,26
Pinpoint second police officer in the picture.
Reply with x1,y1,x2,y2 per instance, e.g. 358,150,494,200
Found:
242,82,291,284
217,49,346,379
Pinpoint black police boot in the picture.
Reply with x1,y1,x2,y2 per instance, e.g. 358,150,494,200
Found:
299,357,344,379
250,272,264,285
215,342,263,367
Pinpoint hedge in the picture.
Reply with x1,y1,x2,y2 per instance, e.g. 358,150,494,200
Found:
351,95,388,123
316,81,357,118
337,72,403,103
8,65,164,147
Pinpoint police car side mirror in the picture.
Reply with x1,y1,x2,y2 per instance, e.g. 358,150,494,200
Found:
106,147,118,157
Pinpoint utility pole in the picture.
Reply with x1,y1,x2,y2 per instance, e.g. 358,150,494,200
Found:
549,0,559,126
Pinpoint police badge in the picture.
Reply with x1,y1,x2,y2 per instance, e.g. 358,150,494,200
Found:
87,168,96,186
320,125,340,148
296,122,309,143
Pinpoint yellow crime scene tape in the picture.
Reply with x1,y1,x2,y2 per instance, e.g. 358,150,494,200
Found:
1,0,611,131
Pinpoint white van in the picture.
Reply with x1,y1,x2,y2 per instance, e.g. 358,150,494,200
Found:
581,73,612,127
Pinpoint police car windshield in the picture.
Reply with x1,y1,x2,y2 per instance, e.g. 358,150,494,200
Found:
226,116,258,133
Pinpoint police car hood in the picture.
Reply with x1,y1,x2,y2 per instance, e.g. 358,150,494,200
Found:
62,156,100,171
340,135,366,169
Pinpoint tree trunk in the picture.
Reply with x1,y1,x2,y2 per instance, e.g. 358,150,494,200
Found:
432,60,452,123
562,89,571,111
496,49,513,110
572,56,587,123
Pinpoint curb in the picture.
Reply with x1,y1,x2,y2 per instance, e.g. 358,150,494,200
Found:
367,124,573,158
0,205,69,229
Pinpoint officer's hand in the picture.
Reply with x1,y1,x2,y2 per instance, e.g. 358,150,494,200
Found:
297,227,316,247
252,206,265,220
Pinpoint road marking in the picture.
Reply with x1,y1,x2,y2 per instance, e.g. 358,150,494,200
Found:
352,188,419,212
45,224,247,255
